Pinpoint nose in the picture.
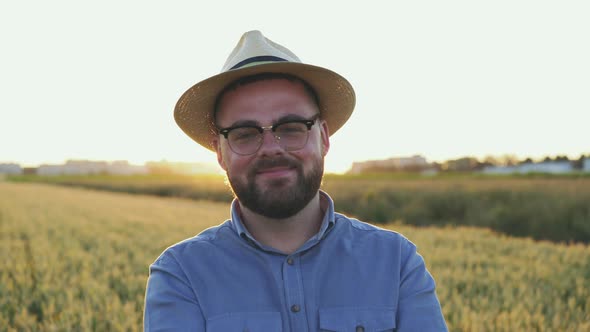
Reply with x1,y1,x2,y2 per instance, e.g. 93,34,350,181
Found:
257,129,284,156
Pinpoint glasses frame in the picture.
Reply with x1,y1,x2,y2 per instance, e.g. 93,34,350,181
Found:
218,114,320,155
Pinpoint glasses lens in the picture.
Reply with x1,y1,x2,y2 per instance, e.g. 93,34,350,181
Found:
224,119,314,155
228,127,262,155
275,122,309,150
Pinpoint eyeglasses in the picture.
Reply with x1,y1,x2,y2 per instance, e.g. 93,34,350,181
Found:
218,115,319,155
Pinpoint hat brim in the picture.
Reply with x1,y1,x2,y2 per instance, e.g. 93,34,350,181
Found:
174,62,356,151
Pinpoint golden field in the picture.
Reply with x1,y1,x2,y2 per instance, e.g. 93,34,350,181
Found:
1,181,589,331
10,174,590,243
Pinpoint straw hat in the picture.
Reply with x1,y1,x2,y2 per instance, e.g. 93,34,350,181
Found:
174,30,356,151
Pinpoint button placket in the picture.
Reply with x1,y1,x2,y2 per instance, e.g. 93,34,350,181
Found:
282,254,307,330
285,256,298,315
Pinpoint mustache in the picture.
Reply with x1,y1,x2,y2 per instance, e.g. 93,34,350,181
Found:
251,157,299,172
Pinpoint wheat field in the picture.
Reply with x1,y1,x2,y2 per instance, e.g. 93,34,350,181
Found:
1,182,589,331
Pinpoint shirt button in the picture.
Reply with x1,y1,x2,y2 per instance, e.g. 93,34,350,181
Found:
290,304,300,313
287,258,294,265
356,325,365,332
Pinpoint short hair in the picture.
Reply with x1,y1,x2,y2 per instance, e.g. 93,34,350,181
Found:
213,72,320,123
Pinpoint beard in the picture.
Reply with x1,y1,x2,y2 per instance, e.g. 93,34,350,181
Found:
227,155,324,219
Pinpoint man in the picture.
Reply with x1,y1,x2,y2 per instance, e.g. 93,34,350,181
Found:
144,31,447,331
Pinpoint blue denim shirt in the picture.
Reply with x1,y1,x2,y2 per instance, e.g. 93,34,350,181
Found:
144,192,447,331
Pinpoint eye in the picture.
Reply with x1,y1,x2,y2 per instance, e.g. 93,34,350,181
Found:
230,127,259,142
276,122,306,134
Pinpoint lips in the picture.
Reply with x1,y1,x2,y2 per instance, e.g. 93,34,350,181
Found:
251,158,299,179
256,166,295,177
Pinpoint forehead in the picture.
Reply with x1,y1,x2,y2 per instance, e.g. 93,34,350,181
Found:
215,78,318,126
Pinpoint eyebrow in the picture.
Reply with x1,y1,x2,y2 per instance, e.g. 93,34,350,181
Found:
226,119,259,128
224,114,314,128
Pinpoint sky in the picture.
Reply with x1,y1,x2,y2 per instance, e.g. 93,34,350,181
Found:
1,1,588,173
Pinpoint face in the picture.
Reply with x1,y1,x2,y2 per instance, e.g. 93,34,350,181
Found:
214,78,330,219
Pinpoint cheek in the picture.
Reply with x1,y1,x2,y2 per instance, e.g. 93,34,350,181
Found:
308,134,327,157
218,143,236,172
291,148,321,167
223,153,252,175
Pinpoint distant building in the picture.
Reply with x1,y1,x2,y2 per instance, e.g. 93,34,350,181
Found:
349,155,429,174
37,164,63,176
483,161,573,174
584,158,590,172
519,161,572,173
107,160,148,175
38,160,105,175
37,160,148,176
0,163,22,175
481,165,517,175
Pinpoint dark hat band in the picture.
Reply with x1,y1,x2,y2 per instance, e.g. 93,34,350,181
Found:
229,56,288,70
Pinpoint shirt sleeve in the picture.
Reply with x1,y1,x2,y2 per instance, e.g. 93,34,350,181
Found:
144,250,205,332
396,239,448,331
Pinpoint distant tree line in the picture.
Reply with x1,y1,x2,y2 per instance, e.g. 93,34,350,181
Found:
354,154,589,173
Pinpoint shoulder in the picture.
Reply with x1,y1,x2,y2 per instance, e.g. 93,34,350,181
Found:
332,213,417,253
335,213,410,241
327,214,425,277
151,220,234,267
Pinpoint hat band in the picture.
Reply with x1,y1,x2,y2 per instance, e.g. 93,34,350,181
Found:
229,55,288,70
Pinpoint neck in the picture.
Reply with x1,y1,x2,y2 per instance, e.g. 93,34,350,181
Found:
238,191,325,254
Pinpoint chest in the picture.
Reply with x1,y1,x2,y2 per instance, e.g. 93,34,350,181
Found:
185,241,401,331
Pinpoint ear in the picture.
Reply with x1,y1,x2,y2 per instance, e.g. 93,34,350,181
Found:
320,120,330,156
212,137,228,171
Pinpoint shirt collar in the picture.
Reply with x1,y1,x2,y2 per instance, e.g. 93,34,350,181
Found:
230,190,336,250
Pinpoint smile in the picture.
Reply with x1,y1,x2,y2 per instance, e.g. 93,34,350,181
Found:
256,166,296,178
